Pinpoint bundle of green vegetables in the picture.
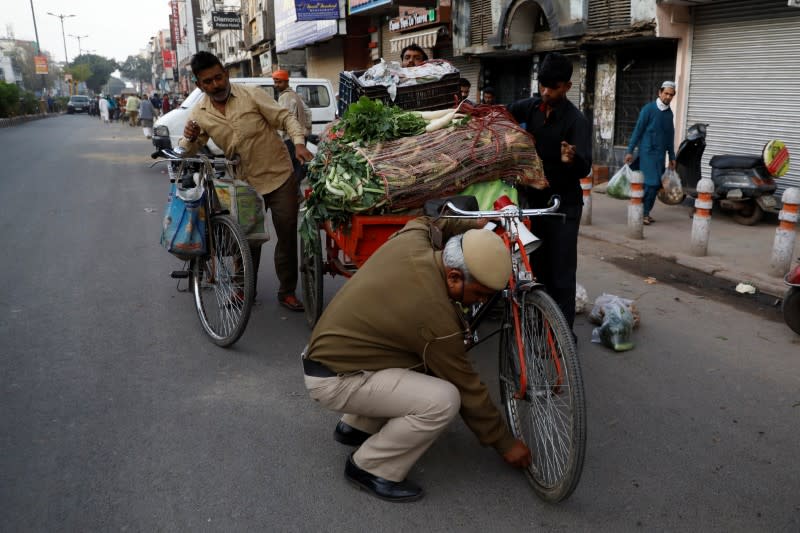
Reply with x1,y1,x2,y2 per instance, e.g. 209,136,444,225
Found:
301,97,545,241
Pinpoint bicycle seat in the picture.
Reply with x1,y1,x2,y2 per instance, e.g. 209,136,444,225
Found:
424,195,479,217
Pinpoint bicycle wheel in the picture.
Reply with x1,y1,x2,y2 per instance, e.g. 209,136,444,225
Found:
191,214,255,347
300,227,324,328
499,288,586,502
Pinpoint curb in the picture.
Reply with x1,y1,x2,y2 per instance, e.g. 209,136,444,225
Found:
0,113,57,128
580,226,787,298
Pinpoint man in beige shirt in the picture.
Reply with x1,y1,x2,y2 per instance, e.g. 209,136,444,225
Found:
180,51,312,311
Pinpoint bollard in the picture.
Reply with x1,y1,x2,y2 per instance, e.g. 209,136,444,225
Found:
769,187,800,276
690,177,715,256
627,170,644,239
580,175,592,225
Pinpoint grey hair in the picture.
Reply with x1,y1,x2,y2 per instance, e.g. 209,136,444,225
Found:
442,234,472,284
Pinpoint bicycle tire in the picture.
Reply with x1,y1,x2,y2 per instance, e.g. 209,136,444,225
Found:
191,214,255,347
300,228,324,328
499,288,586,502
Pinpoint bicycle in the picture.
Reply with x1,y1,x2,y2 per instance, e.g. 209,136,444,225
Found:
152,148,256,347
438,197,587,503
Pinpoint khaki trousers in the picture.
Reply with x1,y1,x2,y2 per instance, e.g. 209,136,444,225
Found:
251,174,298,297
305,367,460,482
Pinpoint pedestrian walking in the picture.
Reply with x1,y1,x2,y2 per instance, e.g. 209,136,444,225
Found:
624,81,677,225
125,94,141,127
272,69,312,183
98,96,110,123
139,96,155,138
161,93,171,115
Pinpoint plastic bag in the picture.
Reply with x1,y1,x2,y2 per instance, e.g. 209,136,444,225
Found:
213,178,269,246
589,294,639,352
160,181,208,260
575,283,588,315
607,164,633,200
661,168,683,199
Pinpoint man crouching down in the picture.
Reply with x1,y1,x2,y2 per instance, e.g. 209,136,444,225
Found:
302,216,532,502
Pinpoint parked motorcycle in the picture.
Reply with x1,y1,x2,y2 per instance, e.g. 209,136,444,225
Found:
783,258,800,335
658,123,789,225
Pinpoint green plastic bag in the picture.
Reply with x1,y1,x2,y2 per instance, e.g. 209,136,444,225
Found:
460,180,519,210
213,178,269,245
607,164,633,200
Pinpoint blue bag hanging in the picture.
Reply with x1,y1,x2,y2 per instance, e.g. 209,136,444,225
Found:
160,180,208,260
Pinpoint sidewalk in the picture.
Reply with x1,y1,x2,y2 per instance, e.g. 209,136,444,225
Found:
579,189,798,298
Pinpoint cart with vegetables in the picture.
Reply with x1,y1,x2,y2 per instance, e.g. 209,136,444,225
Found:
299,95,548,328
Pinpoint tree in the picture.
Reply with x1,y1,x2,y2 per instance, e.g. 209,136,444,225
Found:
9,42,60,94
119,55,152,91
71,54,118,94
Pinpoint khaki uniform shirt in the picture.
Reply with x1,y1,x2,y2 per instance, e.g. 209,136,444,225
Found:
178,83,306,195
277,87,312,139
307,218,516,453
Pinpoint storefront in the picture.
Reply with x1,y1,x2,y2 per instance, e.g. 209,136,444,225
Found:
686,0,800,193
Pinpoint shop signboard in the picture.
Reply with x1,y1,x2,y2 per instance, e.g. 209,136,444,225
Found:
212,11,243,30
348,0,393,15
295,0,340,21
275,0,338,52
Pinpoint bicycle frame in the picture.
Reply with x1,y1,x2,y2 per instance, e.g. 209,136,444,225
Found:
441,199,564,400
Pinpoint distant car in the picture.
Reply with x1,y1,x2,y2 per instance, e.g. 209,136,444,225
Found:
67,95,90,114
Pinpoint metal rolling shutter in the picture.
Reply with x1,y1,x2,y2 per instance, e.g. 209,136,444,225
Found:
687,0,800,194
449,55,480,102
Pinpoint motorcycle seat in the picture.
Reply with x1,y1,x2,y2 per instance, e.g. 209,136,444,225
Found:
709,155,762,169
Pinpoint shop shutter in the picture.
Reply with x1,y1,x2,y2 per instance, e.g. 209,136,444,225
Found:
687,0,800,193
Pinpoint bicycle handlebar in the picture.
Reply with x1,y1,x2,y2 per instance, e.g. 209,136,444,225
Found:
440,196,562,219
149,147,240,169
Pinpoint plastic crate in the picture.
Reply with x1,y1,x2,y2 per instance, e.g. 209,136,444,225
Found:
338,70,460,116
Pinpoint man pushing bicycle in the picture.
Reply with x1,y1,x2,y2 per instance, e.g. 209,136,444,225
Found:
302,215,532,502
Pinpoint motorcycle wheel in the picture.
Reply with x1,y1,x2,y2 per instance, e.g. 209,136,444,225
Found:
658,188,686,205
783,287,800,335
731,202,764,225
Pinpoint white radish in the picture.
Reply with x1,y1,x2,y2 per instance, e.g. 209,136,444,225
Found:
425,110,457,132
418,109,455,121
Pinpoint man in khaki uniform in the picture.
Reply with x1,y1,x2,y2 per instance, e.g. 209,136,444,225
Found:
303,217,532,502
272,69,312,183
180,52,312,311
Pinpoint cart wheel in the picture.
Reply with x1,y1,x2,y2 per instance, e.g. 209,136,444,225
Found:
300,228,324,328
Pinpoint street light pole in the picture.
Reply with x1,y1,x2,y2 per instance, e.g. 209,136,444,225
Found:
69,34,88,58
47,12,75,65
29,0,48,104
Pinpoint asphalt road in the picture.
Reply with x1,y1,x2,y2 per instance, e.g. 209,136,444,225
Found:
1,115,798,531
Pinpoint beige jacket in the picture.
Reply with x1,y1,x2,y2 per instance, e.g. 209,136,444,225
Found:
178,83,306,195
307,218,516,453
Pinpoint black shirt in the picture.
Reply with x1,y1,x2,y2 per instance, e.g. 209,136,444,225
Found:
507,96,592,208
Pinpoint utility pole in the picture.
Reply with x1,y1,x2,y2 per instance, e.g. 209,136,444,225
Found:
69,34,88,58
29,0,47,107
47,12,75,65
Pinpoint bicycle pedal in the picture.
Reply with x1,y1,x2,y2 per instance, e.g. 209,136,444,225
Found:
170,270,190,279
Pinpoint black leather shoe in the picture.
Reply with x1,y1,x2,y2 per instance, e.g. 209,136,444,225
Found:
344,454,423,502
333,421,372,447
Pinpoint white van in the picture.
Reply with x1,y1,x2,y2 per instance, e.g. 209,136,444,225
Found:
152,77,335,155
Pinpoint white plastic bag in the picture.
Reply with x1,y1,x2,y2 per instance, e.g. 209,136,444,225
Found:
661,168,682,197
575,283,588,314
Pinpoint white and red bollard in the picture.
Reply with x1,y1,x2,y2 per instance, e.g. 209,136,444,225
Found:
690,178,715,256
580,175,592,225
627,170,644,239
770,187,800,277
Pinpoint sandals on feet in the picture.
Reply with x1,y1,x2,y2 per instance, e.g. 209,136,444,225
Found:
279,294,305,312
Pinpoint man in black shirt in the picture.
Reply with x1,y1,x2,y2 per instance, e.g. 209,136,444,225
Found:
507,52,592,330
